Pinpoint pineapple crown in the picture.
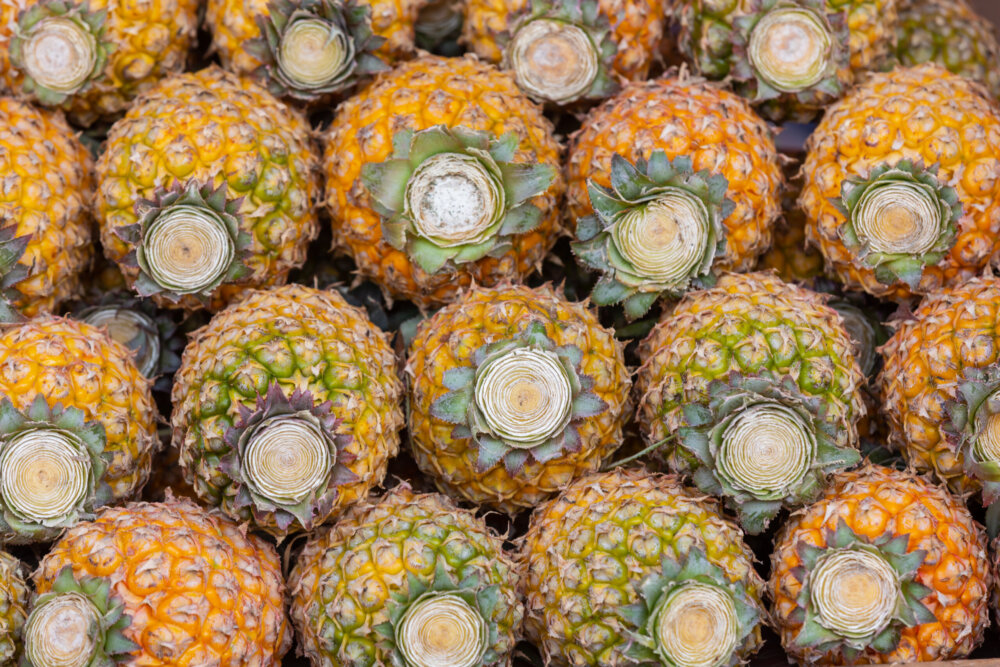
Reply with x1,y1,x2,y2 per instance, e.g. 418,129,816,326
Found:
429,321,607,475
0,396,112,544
10,0,113,106
834,159,961,290
116,181,253,305
786,519,935,661
573,151,731,320
221,381,358,535
618,549,763,667
373,559,506,667
21,566,137,667
498,0,619,105
676,372,861,535
246,0,388,102
361,125,555,276
0,221,30,324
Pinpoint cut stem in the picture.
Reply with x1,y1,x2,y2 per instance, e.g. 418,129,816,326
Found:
405,153,504,246
508,19,599,104
810,548,900,639
474,347,573,447
973,398,1000,465
141,204,235,295
748,7,833,92
23,593,100,667
397,594,487,667
717,402,815,500
243,415,332,505
277,18,353,88
852,181,943,255
0,429,91,523
21,17,98,94
653,582,740,667
80,308,160,377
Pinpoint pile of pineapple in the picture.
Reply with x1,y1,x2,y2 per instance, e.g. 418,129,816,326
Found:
2,0,1000,665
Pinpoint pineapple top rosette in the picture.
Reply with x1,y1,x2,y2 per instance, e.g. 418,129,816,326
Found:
637,272,866,534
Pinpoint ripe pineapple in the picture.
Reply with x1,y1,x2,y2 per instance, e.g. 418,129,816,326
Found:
171,284,404,537
0,0,199,126
289,484,522,667
770,464,992,664
567,76,783,316
895,0,1000,99
28,497,290,667
461,0,664,105
520,468,765,667
324,55,564,308
97,66,319,312
800,63,1000,300
407,283,630,512
0,98,93,317
679,0,899,121
636,272,866,534
0,316,158,543
0,551,27,667
205,0,409,103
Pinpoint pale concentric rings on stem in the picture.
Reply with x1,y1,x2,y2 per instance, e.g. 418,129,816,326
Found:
22,17,97,94
81,308,160,377
0,429,91,523
243,415,332,505
508,19,599,104
718,402,815,499
278,19,354,88
24,593,100,667
748,8,832,93
405,153,504,247
396,594,488,667
474,347,573,447
611,190,712,288
810,548,900,639
973,393,1000,465
853,182,942,255
654,582,741,667
142,204,235,295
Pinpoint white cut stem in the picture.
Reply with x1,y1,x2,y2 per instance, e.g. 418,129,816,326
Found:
853,182,942,255
655,582,741,667
142,204,235,295
24,593,100,667
507,19,599,104
748,7,832,92
810,548,900,639
277,18,353,88
0,429,91,522
396,594,487,667
22,17,97,94
243,414,332,505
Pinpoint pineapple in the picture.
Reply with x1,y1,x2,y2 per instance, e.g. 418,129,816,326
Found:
567,76,783,316
520,468,765,667
770,464,992,664
171,284,404,537
461,0,664,105
205,0,401,103
636,272,866,533
0,0,200,126
895,0,1000,99
97,66,319,312
324,55,564,308
27,497,290,667
800,63,1000,301
0,316,158,543
0,98,93,317
679,0,899,121
288,483,522,667
0,551,27,667
407,283,630,512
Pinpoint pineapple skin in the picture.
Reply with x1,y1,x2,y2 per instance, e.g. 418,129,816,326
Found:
520,467,765,666
288,485,523,667
0,551,27,667
879,277,1000,495
323,55,565,308
407,283,631,512
0,0,199,126
637,272,866,459
0,316,159,503
770,464,992,664
567,77,783,273
171,284,404,535
800,63,1000,300
97,66,319,312
896,0,1000,99
206,0,427,75
34,498,291,667
0,98,93,317
461,0,666,81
